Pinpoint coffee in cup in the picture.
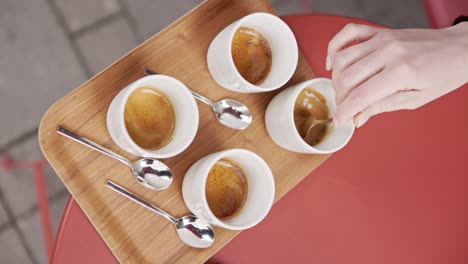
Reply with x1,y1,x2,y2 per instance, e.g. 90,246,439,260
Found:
293,87,331,146
205,158,248,219
231,27,272,85
182,149,275,230
207,12,298,93
124,86,175,150
265,78,355,154
107,75,199,158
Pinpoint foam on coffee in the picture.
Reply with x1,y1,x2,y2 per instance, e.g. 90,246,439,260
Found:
231,27,272,85
294,87,331,146
205,158,248,219
124,86,175,150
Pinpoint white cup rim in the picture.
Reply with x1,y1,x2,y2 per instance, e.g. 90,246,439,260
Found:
226,12,298,92
118,75,199,158
288,78,355,154
198,149,275,230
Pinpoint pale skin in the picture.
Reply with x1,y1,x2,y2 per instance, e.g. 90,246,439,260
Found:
327,22,468,127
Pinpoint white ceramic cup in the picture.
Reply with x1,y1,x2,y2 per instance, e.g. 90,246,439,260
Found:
107,75,199,158
265,78,355,154
182,149,275,230
207,12,298,93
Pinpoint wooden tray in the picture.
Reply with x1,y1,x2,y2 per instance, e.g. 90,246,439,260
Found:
39,0,328,263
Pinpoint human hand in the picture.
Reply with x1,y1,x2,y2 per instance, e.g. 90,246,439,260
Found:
327,22,468,127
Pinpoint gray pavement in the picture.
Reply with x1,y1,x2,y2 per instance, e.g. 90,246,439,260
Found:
0,0,428,263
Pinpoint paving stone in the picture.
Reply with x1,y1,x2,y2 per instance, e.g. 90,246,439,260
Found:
0,202,8,228
54,0,121,32
0,135,66,217
18,194,69,264
76,16,139,75
122,0,201,40
0,0,87,146
0,228,33,264
18,212,47,264
18,211,47,264
359,0,429,28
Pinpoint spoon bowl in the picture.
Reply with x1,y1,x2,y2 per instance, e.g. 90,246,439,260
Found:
175,215,215,248
213,99,252,130
132,158,173,190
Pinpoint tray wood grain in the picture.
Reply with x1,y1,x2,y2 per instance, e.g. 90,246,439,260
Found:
39,0,328,263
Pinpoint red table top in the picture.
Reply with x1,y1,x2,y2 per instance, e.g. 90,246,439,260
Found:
51,14,468,264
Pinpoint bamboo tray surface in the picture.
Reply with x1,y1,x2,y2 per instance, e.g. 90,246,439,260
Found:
39,0,328,263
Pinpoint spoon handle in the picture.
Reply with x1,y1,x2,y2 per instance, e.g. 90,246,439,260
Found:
143,67,213,106
304,117,334,138
105,180,177,223
56,126,131,167
190,91,213,106
315,117,334,125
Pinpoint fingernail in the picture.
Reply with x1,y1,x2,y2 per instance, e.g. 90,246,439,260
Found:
326,56,331,71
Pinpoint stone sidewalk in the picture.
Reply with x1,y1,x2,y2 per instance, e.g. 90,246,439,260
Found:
0,0,427,263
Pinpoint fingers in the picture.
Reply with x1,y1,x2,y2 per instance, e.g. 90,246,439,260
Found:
353,90,421,127
327,23,380,70
334,69,397,126
333,43,385,105
331,36,379,75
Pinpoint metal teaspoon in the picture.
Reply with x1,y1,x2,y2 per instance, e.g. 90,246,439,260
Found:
144,67,253,130
305,117,334,131
105,180,215,248
56,126,173,190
